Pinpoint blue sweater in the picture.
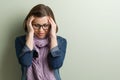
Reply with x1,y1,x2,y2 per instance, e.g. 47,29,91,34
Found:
15,35,67,80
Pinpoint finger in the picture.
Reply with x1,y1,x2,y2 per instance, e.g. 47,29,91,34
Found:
49,18,56,30
27,16,35,27
29,16,34,25
49,17,56,25
30,16,35,23
48,17,57,33
48,17,52,25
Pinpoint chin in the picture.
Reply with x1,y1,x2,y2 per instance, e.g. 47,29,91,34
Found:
34,33,48,39
37,35,46,39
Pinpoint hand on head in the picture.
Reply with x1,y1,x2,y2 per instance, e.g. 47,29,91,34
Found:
48,17,57,38
27,16,35,34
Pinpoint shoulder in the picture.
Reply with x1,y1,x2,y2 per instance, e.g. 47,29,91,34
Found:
57,35,66,41
15,34,26,44
16,34,26,39
57,36,67,44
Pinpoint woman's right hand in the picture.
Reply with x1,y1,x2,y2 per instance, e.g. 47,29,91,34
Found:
26,16,35,34
26,16,35,50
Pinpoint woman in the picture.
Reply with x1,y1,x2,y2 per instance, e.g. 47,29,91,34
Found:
15,4,67,80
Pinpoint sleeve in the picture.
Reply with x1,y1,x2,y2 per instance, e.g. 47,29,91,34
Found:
48,37,67,69
15,37,33,67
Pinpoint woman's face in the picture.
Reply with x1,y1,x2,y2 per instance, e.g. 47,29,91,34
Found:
32,16,50,39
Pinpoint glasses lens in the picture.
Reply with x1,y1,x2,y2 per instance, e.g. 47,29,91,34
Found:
42,24,50,30
32,24,39,29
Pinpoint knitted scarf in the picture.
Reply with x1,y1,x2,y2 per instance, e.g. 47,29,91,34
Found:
26,36,56,80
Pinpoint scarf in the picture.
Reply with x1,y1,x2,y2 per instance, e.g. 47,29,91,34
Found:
26,36,56,80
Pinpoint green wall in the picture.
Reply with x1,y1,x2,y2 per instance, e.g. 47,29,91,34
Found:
0,0,120,80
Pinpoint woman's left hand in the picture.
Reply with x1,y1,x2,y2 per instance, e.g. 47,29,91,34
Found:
48,17,57,38
48,17,58,49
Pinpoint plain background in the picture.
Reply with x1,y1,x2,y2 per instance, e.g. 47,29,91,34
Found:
0,0,120,80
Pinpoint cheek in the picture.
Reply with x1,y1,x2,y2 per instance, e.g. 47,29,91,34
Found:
45,30,49,35
34,30,38,34
34,29,49,36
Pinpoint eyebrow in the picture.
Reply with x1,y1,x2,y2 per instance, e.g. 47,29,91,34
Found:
32,23,49,25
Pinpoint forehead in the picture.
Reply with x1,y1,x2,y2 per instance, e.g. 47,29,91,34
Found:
33,16,49,24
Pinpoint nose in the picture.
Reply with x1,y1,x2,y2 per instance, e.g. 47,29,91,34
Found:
38,27,44,32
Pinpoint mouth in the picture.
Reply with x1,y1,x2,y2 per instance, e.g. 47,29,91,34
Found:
36,33,46,38
38,33,45,35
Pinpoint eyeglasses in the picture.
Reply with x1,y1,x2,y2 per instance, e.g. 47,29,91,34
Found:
32,23,50,30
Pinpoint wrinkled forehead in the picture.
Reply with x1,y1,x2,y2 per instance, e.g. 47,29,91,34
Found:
32,16,49,24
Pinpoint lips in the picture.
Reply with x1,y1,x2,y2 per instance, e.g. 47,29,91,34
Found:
38,33,44,35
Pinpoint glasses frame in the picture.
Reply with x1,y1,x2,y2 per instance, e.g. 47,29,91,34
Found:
32,23,50,30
